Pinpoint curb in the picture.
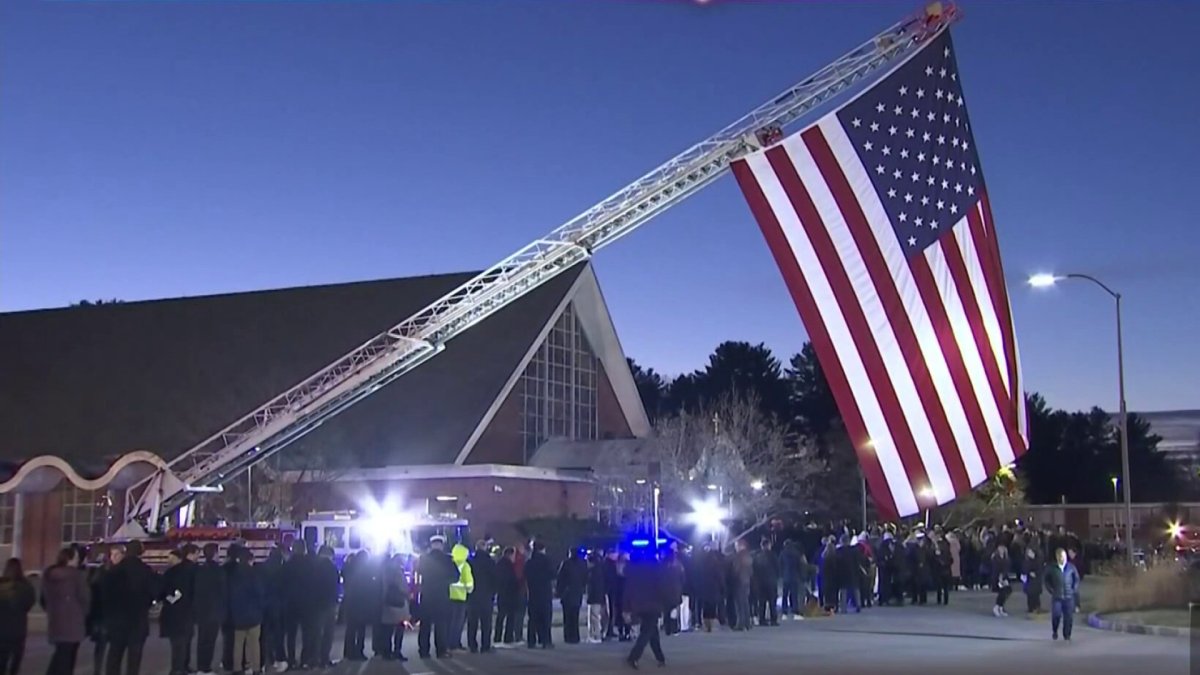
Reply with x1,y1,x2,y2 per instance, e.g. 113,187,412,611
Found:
1086,612,1190,638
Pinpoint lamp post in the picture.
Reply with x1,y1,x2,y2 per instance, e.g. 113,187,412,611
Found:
1110,476,1119,503
1029,272,1133,566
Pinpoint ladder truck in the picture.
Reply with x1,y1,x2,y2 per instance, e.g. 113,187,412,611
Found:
113,3,960,539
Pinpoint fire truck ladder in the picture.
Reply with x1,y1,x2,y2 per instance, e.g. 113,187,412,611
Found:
115,3,960,538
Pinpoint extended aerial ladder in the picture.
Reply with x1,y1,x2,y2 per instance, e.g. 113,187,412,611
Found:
115,3,960,538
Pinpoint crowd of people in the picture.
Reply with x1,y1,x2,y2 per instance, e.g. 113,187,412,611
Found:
0,519,1093,675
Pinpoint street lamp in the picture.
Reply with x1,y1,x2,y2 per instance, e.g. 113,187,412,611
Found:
1110,476,1119,503
1029,272,1134,566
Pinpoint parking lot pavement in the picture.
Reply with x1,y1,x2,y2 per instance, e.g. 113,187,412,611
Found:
16,592,1190,675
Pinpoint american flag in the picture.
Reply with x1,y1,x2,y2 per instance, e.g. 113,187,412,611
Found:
732,31,1028,518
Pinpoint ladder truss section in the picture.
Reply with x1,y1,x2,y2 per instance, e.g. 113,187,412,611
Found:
119,3,959,536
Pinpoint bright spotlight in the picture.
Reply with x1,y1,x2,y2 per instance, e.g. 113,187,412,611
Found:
750,480,765,491
1168,520,1184,540
1028,273,1060,288
686,498,728,534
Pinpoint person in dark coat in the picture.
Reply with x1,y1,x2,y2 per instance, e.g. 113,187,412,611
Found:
555,549,587,644
818,539,837,612
491,548,518,646
42,547,90,675
603,551,628,641
192,543,226,675
622,554,667,669
219,547,239,672
523,541,554,649
0,558,35,675
278,542,309,669
416,536,459,659
227,548,265,674
85,552,110,675
991,544,1013,617
466,541,496,653
909,535,931,606
1044,547,1081,641
730,540,753,630
584,552,607,643
660,551,685,636
257,548,285,671
933,538,953,606
694,546,725,632
751,539,780,626
102,541,159,675
1022,545,1044,614
159,547,196,675
308,546,340,668
779,540,805,620
342,551,379,661
876,535,897,606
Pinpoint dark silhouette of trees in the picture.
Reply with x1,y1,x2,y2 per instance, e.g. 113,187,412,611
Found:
627,358,667,423
71,298,124,307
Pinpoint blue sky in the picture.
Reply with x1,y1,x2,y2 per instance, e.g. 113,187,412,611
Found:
2,1,1197,413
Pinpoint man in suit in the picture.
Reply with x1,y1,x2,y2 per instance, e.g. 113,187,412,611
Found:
1043,547,1081,641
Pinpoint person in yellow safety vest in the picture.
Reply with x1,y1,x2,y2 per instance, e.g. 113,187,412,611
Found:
447,543,474,651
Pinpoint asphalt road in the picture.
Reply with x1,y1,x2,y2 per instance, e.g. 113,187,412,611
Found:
17,591,1191,675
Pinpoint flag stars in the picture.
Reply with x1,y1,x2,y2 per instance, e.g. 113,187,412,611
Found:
851,118,862,128
932,154,940,165
939,67,947,77
967,185,975,196
888,125,898,136
926,176,935,186
904,192,913,203
941,179,950,190
864,141,874,151
917,152,926,162
927,111,936,122
894,105,904,115
905,128,915,138
923,132,932,142
944,47,951,57
937,134,946,145
882,146,891,156
876,103,886,114
910,108,920,119
887,188,897,198
899,212,908,222
959,161,966,171
970,165,977,175
908,236,917,246
930,219,938,229
954,183,962,193
916,88,925,98
925,65,934,76
945,157,955,169
915,217,924,227
952,137,960,148
893,169,903,179
920,195,930,206
936,199,945,210
870,121,880,132
875,164,885,175
950,203,959,215
899,85,908,96
943,113,952,124
936,89,944,100
962,140,970,151
911,172,920,182
900,149,909,159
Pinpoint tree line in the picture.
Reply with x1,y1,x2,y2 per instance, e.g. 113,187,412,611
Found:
628,341,1192,509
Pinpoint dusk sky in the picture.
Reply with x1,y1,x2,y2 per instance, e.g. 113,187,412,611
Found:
2,1,1197,414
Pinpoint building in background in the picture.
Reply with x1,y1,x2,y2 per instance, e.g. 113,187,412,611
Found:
0,262,649,567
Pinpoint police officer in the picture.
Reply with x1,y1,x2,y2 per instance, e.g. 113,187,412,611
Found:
416,536,459,659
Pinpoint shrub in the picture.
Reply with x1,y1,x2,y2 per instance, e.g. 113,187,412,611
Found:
1094,564,1189,613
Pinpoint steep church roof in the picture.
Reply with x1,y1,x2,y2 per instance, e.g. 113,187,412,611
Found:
0,264,586,485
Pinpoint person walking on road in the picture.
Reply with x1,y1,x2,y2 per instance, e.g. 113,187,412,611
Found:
1044,547,1081,641
0,558,35,675
622,552,666,670
42,547,91,675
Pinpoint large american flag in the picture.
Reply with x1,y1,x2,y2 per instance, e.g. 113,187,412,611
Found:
732,31,1028,518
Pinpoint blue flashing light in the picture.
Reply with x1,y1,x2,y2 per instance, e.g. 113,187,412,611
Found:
630,539,651,548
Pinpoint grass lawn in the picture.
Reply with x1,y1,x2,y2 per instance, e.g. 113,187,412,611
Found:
1103,609,1191,629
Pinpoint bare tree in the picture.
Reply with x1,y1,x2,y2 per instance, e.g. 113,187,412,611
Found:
592,393,825,528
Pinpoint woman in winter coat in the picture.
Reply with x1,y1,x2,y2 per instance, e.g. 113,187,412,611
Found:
0,558,36,675
1021,546,1044,614
990,544,1013,618
377,555,409,662
42,547,91,675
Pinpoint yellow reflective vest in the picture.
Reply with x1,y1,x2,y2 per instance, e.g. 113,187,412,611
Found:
450,543,474,602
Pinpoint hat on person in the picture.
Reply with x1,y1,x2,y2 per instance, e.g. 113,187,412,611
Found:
430,534,447,544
